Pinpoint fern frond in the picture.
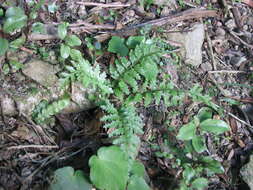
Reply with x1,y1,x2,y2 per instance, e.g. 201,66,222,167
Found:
101,101,143,160
125,79,184,106
60,58,113,97
109,40,164,99
32,97,70,124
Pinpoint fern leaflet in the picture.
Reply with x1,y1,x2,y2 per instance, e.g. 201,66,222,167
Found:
60,58,113,97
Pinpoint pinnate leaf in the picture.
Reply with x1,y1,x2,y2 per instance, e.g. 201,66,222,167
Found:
89,146,128,190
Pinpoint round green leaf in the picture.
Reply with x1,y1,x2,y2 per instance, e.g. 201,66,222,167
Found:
200,156,224,173
191,178,208,190
65,35,82,47
197,107,213,122
183,165,195,184
200,119,230,134
126,36,145,49
132,161,145,177
0,38,9,56
108,36,129,56
9,36,25,49
60,44,70,59
3,7,27,33
192,136,206,153
127,176,150,190
5,7,24,17
89,146,128,190
177,122,197,141
50,166,92,190
58,23,68,40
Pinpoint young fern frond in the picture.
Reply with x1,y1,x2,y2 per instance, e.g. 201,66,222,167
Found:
100,101,143,161
32,97,70,124
126,79,185,106
60,58,113,97
109,40,164,99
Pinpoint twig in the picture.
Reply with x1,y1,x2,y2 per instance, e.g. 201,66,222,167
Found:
111,9,218,34
231,7,242,29
19,46,35,54
205,30,217,70
28,33,58,41
226,111,253,128
76,2,131,8
7,145,59,150
228,30,253,49
208,70,247,74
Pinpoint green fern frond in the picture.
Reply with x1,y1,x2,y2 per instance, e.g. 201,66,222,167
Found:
125,79,184,106
32,96,70,124
60,58,113,97
109,40,164,100
101,101,143,160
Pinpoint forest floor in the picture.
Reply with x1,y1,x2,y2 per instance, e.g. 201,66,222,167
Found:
0,0,253,190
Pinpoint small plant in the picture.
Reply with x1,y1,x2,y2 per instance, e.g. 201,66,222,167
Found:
29,28,230,190
156,107,230,190
0,6,27,56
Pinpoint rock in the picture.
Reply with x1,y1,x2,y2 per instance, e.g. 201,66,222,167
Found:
153,0,177,7
184,24,205,67
166,23,205,67
1,59,95,117
241,155,253,190
0,95,17,116
22,59,59,87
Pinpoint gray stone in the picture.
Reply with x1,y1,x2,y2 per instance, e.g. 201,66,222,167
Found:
1,59,95,117
22,59,59,87
241,155,253,190
153,0,177,7
166,23,205,67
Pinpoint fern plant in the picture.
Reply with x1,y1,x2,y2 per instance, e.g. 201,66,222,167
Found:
100,101,143,162
109,39,163,99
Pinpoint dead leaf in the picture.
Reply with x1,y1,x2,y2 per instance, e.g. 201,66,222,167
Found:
243,0,253,8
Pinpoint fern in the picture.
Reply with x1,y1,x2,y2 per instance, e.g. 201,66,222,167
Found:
32,96,70,124
60,58,113,97
109,39,163,99
100,101,143,161
125,78,184,106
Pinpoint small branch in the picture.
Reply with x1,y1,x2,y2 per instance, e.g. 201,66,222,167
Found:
112,9,218,34
205,30,217,70
7,145,59,150
208,70,247,74
226,111,253,128
228,30,253,49
76,2,131,8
